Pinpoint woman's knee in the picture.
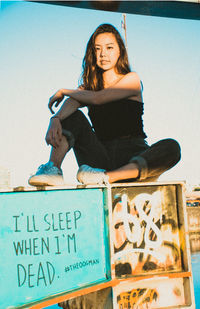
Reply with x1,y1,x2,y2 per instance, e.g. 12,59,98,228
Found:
61,110,92,149
61,110,88,127
161,138,181,163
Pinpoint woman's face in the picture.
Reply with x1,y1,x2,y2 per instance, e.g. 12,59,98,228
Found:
94,32,120,71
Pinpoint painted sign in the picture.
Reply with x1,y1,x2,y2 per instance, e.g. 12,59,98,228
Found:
0,188,110,308
111,185,183,278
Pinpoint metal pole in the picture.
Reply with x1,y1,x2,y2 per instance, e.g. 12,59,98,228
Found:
122,13,128,51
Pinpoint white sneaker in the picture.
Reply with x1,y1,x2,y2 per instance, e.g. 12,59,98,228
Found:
28,161,64,186
76,164,109,185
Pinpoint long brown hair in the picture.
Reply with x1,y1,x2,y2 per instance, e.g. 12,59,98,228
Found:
80,24,131,91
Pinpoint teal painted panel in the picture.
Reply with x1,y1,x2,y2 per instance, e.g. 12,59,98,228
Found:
0,188,110,308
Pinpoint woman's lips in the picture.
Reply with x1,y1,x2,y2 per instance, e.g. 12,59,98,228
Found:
101,60,109,64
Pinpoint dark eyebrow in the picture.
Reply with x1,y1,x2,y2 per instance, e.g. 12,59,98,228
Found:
95,43,115,46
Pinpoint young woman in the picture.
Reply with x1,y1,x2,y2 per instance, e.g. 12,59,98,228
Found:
28,24,181,187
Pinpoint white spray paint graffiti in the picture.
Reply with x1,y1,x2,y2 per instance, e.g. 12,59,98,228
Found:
113,191,166,262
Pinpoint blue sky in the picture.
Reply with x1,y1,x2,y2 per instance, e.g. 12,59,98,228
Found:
0,1,200,188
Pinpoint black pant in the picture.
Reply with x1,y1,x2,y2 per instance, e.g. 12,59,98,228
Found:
61,110,181,181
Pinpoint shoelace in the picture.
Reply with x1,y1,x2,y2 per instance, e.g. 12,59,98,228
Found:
38,164,49,172
37,163,62,175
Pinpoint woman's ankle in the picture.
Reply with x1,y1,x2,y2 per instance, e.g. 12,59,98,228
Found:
106,163,139,183
48,160,61,169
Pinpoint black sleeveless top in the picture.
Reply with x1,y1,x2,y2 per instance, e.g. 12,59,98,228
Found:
88,99,147,141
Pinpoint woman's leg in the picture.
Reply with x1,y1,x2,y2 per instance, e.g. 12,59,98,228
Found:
49,135,69,168
61,110,110,170
45,109,111,170
29,110,110,186
106,162,139,183
106,138,181,183
28,136,69,186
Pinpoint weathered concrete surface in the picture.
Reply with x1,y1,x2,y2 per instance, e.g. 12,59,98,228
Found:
187,207,200,233
187,207,200,253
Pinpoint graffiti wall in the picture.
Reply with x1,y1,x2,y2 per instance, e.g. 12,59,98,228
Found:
113,277,190,309
58,183,195,309
111,185,184,278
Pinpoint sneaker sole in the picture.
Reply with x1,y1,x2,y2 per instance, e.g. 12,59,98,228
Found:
28,175,64,187
76,165,109,185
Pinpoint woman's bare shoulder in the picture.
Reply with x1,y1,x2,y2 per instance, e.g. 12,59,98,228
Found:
124,71,140,79
117,72,141,87
120,72,143,102
125,73,143,102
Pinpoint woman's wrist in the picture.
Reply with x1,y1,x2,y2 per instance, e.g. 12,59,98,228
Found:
50,115,61,121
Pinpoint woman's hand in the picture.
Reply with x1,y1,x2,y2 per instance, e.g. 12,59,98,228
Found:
48,89,64,114
45,117,62,148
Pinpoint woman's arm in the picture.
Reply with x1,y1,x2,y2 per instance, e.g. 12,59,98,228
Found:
51,97,81,119
49,92,81,115
48,72,141,111
46,97,81,148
